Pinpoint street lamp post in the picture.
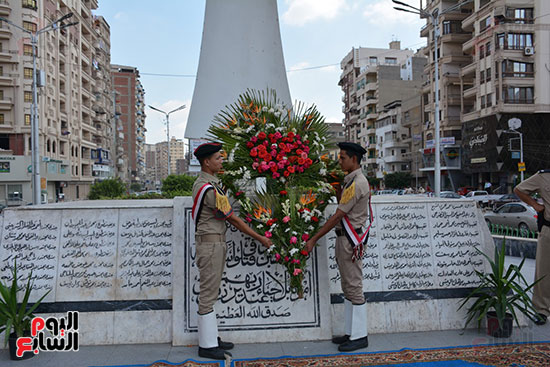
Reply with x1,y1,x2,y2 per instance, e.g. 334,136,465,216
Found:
148,104,186,176
0,13,78,205
392,0,472,197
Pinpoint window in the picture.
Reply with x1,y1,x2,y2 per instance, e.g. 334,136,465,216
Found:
480,70,485,83
486,67,491,82
24,91,32,102
0,66,3,76
23,44,33,56
385,57,397,65
507,33,533,49
24,114,31,125
502,60,534,77
503,86,534,104
479,45,485,59
486,42,491,56
480,95,486,109
480,16,491,32
496,33,505,49
22,21,37,33
369,56,377,65
495,61,499,79
0,114,4,124
8,184,23,201
24,68,33,79
0,90,3,100
486,93,493,107
22,0,37,10
506,8,534,24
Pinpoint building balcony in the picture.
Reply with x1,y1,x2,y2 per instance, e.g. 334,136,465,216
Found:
420,23,430,37
461,62,476,77
0,75,12,87
366,82,377,92
366,97,378,106
0,96,12,110
0,25,11,40
366,112,378,120
463,85,476,99
440,54,471,65
0,1,11,16
0,120,12,130
441,33,470,44
0,51,13,62
384,155,408,164
447,94,462,106
462,109,480,122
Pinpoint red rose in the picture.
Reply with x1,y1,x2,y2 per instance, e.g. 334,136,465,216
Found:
311,216,319,222
280,190,288,196
300,249,309,256
246,141,254,149
288,131,295,139
302,234,309,241
250,148,258,157
306,158,313,165
258,132,267,140
270,165,278,172
284,170,290,177
287,166,295,173
235,191,243,197
268,133,274,140
298,158,306,165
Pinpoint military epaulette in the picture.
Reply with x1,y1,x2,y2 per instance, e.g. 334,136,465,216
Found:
340,181,356,204
539,169,550,174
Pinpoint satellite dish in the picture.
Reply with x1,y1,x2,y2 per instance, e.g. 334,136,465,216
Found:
508,118,522,130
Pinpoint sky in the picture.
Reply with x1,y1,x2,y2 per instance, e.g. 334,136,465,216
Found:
97,0,426,145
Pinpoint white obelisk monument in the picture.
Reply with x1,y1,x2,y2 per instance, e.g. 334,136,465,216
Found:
185,0,292,141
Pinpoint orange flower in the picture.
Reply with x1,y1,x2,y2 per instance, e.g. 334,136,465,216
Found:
253,204,272,220
300,190,316,205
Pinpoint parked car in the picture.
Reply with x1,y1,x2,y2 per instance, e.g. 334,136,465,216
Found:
392,189,405,195
464,190,503,208
374,190,393,195
484,202,538,234
457,186,475,196
440,191,464,199
491,193,520,210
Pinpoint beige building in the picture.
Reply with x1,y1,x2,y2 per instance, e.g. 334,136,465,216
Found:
420,0,550,191
169,136,184,175
339,43,426,177
0,0,114,204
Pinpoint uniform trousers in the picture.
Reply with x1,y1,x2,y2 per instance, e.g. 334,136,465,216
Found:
195,235,227,315
534,226,550,316
335,235,365,304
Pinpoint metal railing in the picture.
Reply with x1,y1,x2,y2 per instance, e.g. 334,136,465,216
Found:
488,223,538,239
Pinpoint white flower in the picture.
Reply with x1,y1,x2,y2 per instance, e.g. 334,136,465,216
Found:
234,128,243,134
274,111,280,118
275,104,282,110
295,204,301,210
289,248,299,256
262,106,268,112
246,125,255,133
319,168,326,176
266,123,275,129
267,246,275,253
292,231,298,236
242,170,251,181
270,223,278,231
285,227,291,233
308,225,315,231
268,108,274,114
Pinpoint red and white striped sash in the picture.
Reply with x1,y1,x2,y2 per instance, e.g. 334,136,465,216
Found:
192,183,214,225
341,195,373,262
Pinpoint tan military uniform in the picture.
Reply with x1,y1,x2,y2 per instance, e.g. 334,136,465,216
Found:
192,171,229,315
516,171,550,316
335,168,371,304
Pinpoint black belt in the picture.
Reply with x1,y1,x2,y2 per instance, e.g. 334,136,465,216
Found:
335,228,363,237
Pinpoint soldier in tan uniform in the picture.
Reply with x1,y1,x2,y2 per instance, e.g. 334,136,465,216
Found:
192,142,272,360
306,142,371,352
514,169,550,325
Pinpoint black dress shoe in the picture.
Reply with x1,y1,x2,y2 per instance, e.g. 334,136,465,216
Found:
331,335,350,344
218,336,234,350
198,347,232,360
338,336,368,352
535,313,547,326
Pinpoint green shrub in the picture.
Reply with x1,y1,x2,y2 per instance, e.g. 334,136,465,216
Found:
88,178,126,200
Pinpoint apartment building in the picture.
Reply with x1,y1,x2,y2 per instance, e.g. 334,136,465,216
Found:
420,0,550,191
459,0,550,191
0,0,114,204
169,136,184,175
339,44,426,176
111,64,146,184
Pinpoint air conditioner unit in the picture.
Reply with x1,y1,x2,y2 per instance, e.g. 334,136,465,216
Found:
524,47,534,55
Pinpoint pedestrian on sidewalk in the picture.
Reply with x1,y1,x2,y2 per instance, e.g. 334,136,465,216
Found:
514,169,550,325
192,142,272,360
305,142,371,352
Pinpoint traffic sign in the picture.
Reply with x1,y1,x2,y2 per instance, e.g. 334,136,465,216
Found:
518,162,526,172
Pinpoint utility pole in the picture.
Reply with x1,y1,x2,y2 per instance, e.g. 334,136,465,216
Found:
392,0,473,197
148,104,186,176
0,13,78,205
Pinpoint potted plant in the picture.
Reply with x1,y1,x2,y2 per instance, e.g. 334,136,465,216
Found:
459,239,540,338
0,260,50,360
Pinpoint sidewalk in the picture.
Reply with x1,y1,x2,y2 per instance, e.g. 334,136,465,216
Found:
2,325,549,367
1,257,545,366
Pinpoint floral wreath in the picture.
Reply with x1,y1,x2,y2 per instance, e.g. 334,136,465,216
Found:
208,89,342,298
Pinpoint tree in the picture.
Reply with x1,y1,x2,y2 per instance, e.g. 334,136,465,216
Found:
88,178,126,200
367,176,380,189
161,174,196,198
130,182,142,193
384,172,413,189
